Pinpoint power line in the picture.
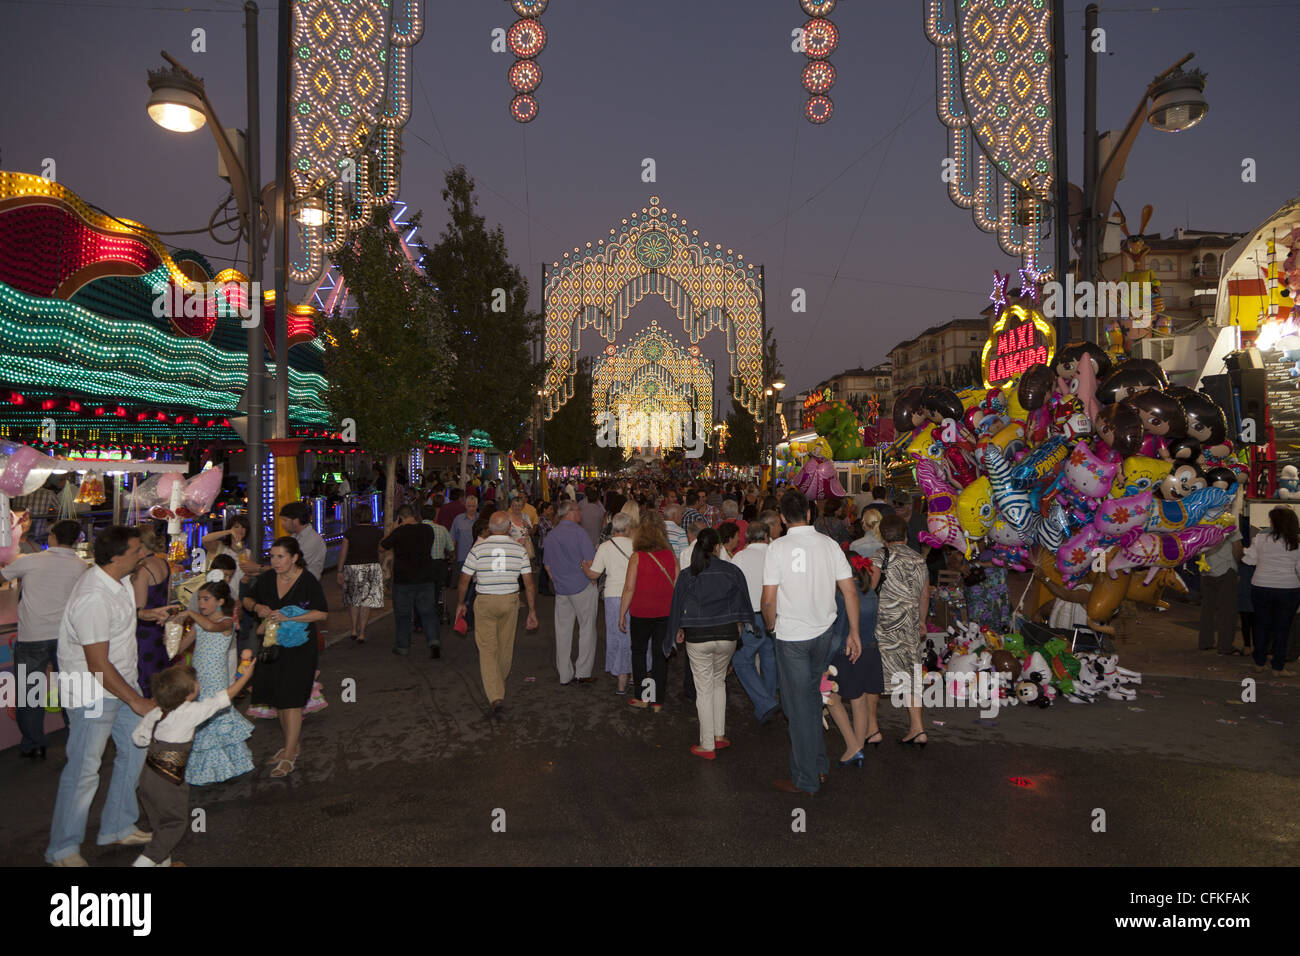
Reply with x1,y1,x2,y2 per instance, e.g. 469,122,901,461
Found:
0,0,245,10
796,50,933,367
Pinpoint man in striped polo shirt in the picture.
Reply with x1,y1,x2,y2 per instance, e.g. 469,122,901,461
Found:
457,513,538,716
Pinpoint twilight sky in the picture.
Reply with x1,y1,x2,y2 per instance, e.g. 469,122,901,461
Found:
0,0,1293,399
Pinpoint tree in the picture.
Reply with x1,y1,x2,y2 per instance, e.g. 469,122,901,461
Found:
424,166,544,489
546,357,633,469
723,385,761,466
322,204,450,528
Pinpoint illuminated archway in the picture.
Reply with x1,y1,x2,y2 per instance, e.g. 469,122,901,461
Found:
542,196,764,421
592,322,713,452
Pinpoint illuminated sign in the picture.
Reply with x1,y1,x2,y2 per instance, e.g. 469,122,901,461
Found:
981,302,1056,388
802,386,833,428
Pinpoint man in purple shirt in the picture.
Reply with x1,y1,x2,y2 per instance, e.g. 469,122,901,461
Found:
576,492,605,549
543,499,598,685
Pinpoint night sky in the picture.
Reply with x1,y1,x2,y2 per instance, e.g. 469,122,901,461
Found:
0,0,1292,398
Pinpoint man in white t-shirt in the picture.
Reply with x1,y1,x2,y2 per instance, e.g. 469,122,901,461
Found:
46,525,172,866
762,489,860,796
2,519,87,757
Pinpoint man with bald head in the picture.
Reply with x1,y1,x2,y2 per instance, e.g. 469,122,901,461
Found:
458,512,537,716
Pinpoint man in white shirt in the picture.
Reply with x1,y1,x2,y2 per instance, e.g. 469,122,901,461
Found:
46,525,171,866
458,513,538,715
2,520,87,757
279,502,326,580
761,489,860,796
730,521,780,724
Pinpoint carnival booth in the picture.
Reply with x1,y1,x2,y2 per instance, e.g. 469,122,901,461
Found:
0,442,229,750
879,273,1246,712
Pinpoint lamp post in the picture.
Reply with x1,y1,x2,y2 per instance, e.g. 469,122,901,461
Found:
146,2,268,555
537,388,547,503
1076,2,1208,343
766,377,785,491
147,2,329,551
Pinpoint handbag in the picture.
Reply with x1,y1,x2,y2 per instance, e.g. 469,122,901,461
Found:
874,549,890,593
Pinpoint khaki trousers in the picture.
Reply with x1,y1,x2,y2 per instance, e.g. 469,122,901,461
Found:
687,640,736,750
475,592,520,704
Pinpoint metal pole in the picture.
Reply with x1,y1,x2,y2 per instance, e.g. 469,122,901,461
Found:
272,0,291,439
1052,0,1072,345
244,0,265,557
1082,2,1100,345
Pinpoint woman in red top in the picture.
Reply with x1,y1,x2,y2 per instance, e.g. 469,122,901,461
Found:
619,511,678,711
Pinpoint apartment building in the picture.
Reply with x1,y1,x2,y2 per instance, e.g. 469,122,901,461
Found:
887,319,989,395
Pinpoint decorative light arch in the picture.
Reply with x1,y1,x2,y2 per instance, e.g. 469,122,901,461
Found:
289,0,424,283
592,322,714,450
543,196,764,421
923,0,1054,273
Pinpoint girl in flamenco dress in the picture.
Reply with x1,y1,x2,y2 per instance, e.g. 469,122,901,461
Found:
171,581,255,785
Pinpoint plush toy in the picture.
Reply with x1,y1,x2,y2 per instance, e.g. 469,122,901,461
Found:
1280,465,1300,500
793,452,846,501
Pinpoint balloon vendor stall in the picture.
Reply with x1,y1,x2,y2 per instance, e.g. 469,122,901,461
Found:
885,274,1244,710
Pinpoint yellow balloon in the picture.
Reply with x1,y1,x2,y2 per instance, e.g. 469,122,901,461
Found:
957,476,995,542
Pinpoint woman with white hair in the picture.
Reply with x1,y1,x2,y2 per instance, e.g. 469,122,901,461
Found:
584,511,636,693
719,498,747,551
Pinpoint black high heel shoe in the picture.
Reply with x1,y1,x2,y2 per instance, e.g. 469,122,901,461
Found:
838,749,865,768
863,731,883,749
900,730,928,749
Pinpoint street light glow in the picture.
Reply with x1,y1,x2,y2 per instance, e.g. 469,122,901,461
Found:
146,65,207,132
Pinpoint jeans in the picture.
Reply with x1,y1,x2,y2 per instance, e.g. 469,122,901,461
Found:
1250,585,1299,670
733,614,779,720
774,624,837,793
630,616,668,703
13,639,62,752
46,697,148,863
394,582,440,650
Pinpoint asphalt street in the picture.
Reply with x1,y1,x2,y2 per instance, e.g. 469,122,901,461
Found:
1,592,1296,866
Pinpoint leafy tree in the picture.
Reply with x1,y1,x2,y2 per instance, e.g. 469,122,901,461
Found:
322,204,450,528
724,385,761,466
424,166,543,489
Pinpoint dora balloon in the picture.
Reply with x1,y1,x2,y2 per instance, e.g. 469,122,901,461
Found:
1055,342,1114,391
1161,436,1202,466
1092,403,1144,461
893,386,928,436
1097,365,1163,405
1206,466,1238,491
1127,390,1187,458
1171,388,1232,462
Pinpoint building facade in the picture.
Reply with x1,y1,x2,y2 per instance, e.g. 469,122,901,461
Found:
887,319,989,395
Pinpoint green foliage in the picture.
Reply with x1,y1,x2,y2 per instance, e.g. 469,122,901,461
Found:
544,357,607,467
813,400,867,460
724,386,761,466
321,202,451,467
424,166,544,479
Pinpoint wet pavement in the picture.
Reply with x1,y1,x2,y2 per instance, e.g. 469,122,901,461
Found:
1,586,1297,866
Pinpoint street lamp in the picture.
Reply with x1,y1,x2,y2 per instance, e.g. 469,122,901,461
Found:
1077,3,1209,343
767,378,785,491
146,3,267,557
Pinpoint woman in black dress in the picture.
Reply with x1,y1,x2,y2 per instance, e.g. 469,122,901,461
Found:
245,536,327,778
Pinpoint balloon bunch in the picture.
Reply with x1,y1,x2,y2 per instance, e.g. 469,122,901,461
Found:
894,344,1244,631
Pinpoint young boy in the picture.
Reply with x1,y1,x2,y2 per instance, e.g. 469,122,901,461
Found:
131,658,255,866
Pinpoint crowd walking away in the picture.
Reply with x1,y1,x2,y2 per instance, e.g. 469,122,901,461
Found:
14,471,947,867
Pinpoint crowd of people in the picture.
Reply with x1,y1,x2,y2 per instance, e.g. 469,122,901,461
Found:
8,461,1297,866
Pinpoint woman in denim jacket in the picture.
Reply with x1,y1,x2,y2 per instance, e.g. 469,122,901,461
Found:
665,529,755,760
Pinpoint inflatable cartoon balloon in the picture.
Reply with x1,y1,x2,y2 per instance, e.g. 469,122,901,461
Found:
956,477,995,544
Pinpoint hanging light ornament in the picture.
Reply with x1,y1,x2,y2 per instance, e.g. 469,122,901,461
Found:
507,1,547,123
799,3,838,124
